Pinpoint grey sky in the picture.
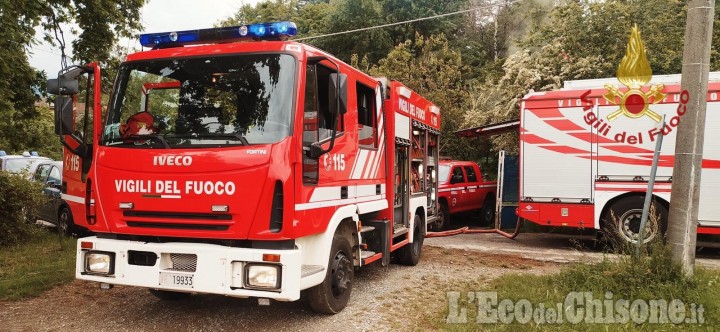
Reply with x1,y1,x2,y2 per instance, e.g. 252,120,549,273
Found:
29,0,261,76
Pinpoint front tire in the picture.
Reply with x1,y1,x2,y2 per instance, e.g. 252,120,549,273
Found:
307,235,354,314
397,215,424,266
431,202,449,231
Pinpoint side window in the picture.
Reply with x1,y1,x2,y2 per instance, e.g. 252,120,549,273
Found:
34,164,51,182
313,64,343,142
303,64,343,184
464,166,478,182
48,166,61,184
451,167,465,184
356,82,377,149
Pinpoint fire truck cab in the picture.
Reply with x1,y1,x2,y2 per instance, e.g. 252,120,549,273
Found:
47,22,441,314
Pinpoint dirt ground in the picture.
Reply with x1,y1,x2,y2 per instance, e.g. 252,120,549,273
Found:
5,219,720,331
0,244,557,332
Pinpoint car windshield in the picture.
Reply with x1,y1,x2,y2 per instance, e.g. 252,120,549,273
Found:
439,165,450,184
103,53,296,148
4,159,43,173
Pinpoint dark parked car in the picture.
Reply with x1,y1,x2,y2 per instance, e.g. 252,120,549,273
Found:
32,161,81,235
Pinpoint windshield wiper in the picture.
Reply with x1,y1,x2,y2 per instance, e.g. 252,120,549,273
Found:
200,133,249,146
126,134,171,148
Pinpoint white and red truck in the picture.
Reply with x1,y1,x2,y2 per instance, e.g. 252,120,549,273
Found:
512,71,720,245
47,21,441,314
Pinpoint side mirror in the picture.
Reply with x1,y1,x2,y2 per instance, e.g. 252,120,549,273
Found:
328,73,348,115
47,78,79,95
306,142,324,159
54,96,74,135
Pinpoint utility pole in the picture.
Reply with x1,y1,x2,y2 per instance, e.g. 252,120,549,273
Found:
667,0,715,277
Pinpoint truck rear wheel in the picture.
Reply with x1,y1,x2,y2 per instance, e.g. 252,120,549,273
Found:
307,234,354,314
480,196,496,226
603,196,668,247
149,289,191,301
58,206,74,236
397,215,424,266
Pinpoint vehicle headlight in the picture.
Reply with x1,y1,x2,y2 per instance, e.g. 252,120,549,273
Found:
245,264,281,290
85,251,115,275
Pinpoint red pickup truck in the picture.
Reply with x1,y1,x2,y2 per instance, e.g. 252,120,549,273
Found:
433,160,497,230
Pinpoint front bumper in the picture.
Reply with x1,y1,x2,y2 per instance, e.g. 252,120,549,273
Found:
75,236,302,301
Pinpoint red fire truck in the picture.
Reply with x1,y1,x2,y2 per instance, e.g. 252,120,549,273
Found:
47,21,441,314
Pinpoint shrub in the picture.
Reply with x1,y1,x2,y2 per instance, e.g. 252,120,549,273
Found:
0,171,46,246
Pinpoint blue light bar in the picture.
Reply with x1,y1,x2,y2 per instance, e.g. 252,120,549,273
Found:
139,21,298,48
30,151,39,156
0,150,6,156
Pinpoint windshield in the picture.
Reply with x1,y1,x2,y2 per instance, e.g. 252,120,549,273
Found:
103,54,296,148
439,165,450,184
4,159,46,173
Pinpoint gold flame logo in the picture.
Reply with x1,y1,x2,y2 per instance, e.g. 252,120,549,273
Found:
604,25,665,122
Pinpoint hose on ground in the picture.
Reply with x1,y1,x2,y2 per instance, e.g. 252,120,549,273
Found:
426,217,522,239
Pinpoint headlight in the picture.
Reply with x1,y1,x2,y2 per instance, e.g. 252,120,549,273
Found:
245,264,281,289
85,251,115,275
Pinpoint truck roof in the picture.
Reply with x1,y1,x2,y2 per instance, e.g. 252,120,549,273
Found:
439,160,477,167
561,71,720,90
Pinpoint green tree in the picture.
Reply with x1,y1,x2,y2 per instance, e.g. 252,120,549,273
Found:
219,0,301,26
370,34,484,160
311,0,393,64
0,0,144,155
462,0,720,153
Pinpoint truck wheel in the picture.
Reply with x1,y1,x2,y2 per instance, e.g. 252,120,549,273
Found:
307,235,354,314
58,206,74,236
149,289,191,300
481,196,496,226
397,215,424,266
431,202,449,231
603,196,668,246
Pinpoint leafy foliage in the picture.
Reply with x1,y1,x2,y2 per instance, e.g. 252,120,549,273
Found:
0,0,144,157
0,172,46,246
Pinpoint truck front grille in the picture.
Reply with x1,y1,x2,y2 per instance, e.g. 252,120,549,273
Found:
123,211,231,220
167,253,197,272
126,221,230,231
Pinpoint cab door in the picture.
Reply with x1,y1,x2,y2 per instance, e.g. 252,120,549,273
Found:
463,165,482,208
49,63,103,230
33,163,53,221
448,166,467,212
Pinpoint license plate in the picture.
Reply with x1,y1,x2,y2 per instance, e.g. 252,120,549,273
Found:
159,272,194,289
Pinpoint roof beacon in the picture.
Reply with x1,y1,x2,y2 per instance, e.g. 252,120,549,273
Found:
139,21,298,48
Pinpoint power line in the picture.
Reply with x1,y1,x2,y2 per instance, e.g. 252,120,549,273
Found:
293,0,521,42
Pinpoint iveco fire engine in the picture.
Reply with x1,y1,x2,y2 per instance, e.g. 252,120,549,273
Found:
47,21,441,314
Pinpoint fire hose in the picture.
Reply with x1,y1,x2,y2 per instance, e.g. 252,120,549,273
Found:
425,217,523,239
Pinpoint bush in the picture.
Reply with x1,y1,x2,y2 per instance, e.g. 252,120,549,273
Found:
0,171,46,246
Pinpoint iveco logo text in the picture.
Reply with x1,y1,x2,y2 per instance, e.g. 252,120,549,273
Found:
153,155,193,166
246,149,268,155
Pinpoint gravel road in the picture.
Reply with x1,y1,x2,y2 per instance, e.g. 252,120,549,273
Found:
0,245,558,332
10,220,718,331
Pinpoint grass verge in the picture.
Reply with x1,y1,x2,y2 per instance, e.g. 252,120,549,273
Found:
423,244,720,331
0,229,76,301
